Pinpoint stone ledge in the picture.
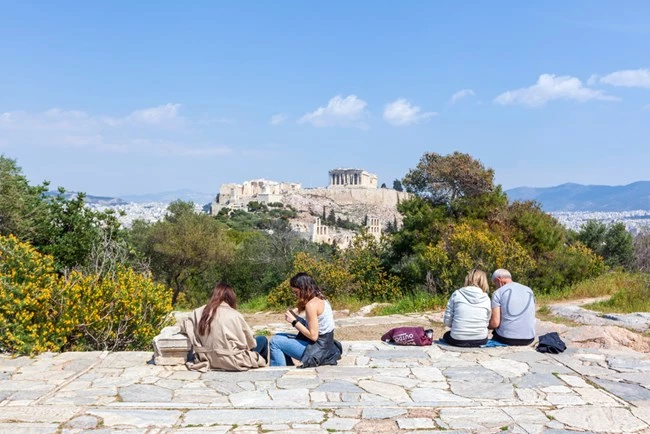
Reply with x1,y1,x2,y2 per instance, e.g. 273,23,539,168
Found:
152,326,189,366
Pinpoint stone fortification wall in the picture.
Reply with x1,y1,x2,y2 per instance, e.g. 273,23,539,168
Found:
283,188,410,230
298,187,409,207
212,178,301,214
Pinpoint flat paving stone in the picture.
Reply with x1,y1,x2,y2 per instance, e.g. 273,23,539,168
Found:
443,365,504,383
0,422,60,433
365,349,429,359
361,407,407,419
314,380,364,393
0,406,81,423
514,372,565,388
87,409,182,428
358,379,411,402
479,358,529,378
409,387,474,405
590,377,650,403
549,407,649,433
64,415,100,429
439,407,512,430
449,380,514,399
118,384,172,402
322,417,359,430
183,409,325,425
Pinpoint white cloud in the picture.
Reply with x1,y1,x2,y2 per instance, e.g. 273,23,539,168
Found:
270,113,288,126
0,104,232,156
589,68,650,89
124,103,182,125
450,89,475,104
299,95,369,128
494,74,619,107
383,99,436,126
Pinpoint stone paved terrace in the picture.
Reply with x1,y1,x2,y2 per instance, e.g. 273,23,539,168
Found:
1,342,650,433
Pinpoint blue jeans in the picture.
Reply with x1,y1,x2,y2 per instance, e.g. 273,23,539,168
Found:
269,333,308,366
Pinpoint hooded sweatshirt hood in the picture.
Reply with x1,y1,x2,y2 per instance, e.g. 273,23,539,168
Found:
456,285,489,305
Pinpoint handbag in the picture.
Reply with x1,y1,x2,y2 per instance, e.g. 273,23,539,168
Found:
381,326,434,346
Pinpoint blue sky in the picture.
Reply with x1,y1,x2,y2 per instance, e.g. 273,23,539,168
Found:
1,1,649,197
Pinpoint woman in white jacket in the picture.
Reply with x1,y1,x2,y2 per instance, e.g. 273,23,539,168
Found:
442,269,492,347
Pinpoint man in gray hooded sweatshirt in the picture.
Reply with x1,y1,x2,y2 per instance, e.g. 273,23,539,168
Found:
442,269,492,347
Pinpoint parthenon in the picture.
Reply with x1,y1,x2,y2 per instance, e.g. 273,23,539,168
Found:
328,168,378,189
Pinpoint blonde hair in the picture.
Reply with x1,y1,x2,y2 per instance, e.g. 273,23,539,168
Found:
465,269,489,292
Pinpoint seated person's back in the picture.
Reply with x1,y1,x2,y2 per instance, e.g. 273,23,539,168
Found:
490,269,536,345
442,269,492,347
182,282,268,371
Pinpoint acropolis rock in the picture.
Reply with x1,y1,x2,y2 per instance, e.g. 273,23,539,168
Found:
209,169,410,248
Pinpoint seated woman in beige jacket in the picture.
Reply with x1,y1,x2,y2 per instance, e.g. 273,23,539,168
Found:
181,282,268,372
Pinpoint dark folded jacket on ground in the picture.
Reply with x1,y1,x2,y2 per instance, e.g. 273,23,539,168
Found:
299,331,342,368
536,332,567,354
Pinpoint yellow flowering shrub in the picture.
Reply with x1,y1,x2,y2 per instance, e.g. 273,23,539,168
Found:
0,234,66,353
420,222,535,294
0,235,173,355
267,252,354,307
267,234,403,308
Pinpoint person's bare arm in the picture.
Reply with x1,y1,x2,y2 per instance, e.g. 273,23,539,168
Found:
488,307,501,330
301,301,320,341
285,301,320,342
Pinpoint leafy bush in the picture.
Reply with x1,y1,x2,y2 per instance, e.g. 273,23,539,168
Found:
267,234,402,308
576,221,634,269
529,243,606,295
418,222,535,294
0,235,173,355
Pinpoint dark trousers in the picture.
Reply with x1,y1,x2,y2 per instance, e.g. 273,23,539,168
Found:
492,330,534,346
442,331,487,348
254,335,269,363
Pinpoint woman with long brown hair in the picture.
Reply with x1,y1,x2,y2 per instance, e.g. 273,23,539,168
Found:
269,272,341,367
181,282,268,371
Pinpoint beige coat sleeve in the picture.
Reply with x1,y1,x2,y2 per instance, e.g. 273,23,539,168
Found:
237,312,257,350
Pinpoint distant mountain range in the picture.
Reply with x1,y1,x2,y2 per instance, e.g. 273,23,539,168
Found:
46,189,214,206
44,191,127,206
505,181,650,212
119,189,214,205
58,183,650,212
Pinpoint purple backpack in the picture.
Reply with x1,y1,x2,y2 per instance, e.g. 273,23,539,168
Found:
381,326,434,346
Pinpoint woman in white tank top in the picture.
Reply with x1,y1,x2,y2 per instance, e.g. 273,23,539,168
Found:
269,273,341,367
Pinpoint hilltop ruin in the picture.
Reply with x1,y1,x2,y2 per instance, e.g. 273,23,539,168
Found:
210,168,410,247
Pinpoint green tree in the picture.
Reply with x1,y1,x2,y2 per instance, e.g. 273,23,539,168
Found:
327,209,336,225
575,220,607,252
0,155,49,241
601,223,634,269
392,179,403,192
403,151,496,205
131,201,235,305
503,200,566,254
576,221,634,269
35,188,122,271
381,182,387,189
